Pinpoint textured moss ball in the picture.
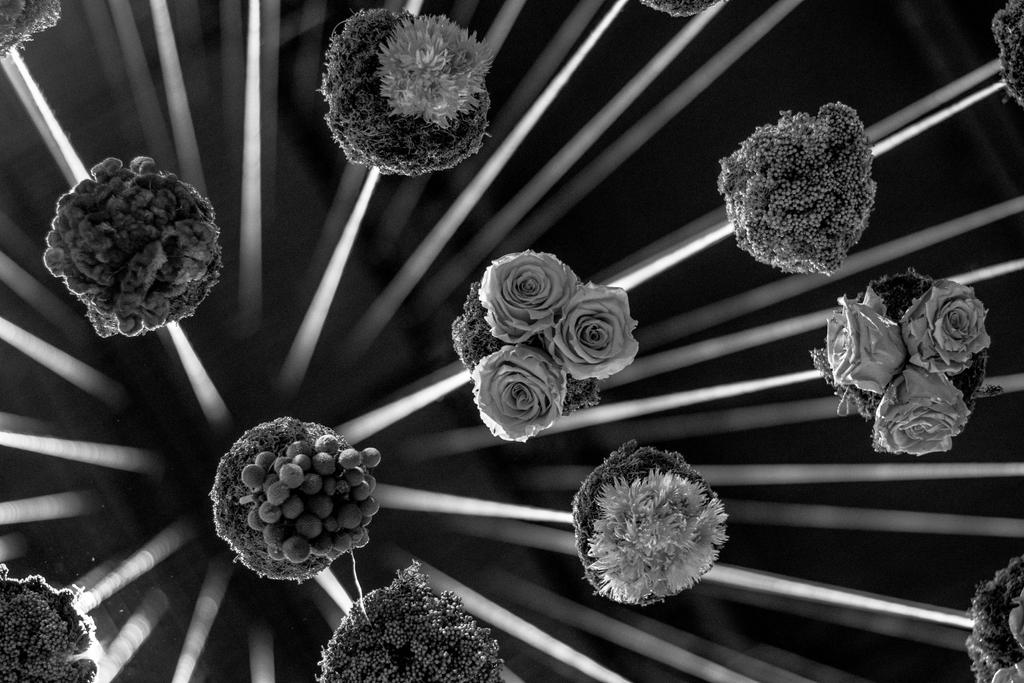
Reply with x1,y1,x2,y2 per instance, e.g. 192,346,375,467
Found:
320,9,490,175
318,563,502,682
994,0,1024,109
718,102,876,275
967,555,1024,683
572,441,727,606
638,0,725,18
210,417,382,582
451,280,601,415
809,269,996,422
43,156,222,338
0,0,60,55
0,564,97,683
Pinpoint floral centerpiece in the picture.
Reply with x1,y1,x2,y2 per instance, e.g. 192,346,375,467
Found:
451,251,639,442
811,269,999,455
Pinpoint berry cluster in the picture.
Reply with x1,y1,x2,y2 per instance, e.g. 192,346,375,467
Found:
239,434,381,565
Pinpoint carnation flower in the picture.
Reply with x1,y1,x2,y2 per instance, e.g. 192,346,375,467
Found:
718,102,876,274
545,282,639,379
479,250,579,343
969,556,1024,683
825,285,907,394
471,345,566,441
210,417,382,581
378,15,491,129
0,0,59,55
573,441,727,605
637,0,725,17
872,366,970,455
901,279,991,375
0,564,97,683
43,156,222,338
320,9,491,175
318,563,502,682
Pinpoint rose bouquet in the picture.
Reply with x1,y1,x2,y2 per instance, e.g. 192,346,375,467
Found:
968,555,1024,683
811,269,999,455
451,251,639,442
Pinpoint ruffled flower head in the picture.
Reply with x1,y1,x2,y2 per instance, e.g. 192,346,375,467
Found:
573,441,727,605
378,14,492,129
43,156,222,337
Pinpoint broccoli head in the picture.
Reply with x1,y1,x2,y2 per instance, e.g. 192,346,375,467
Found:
43,156,222,338
994,0,1024,109
320,9,491,175
967,555,1024,683
0,563,97,683
210,417,382,582
318,563,502,683
572,441,727,605
718,102,876,275
638,0,725,18
0,0,60,55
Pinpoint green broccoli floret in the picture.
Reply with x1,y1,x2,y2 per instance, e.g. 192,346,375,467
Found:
320,9,491,176
967,555,1024,683
0,564,97,683
451,281,601,414
317,563,502,683
43,156,222,338
718,102,876,275
638,0,725,18
994,0,1024,109
0,0,60,55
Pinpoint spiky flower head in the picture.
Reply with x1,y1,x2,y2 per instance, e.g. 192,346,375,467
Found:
377,14,492,129
588,470,727,604
573,441,727,605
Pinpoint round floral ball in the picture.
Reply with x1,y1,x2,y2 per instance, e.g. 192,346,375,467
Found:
811,269,996,455
210,417,382,582
638,0,725,18
994,0,1024,109
572,441,727,605
0,0,59,55
968,555,1024,683
0,563,97,682
43,156,222,338
320,9,491,175
718,102,876,274
318,563,502,682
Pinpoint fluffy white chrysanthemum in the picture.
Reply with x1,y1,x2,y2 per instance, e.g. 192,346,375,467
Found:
377,15,491,128
587,470,727,604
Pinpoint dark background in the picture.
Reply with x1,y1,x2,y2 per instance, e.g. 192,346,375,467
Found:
1,0,1023,681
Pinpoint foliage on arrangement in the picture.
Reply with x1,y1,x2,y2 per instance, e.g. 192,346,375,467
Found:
317,563,502,683
210,417,382,582
717,102,876,275
993,0,1024,109
0,564,97,683
810,270,998,455
43,157,222,338
451,251,639,442
968,556,1024,683
572,441,727,605
320,9,491,175
637,0,725,18
0,0,59,55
